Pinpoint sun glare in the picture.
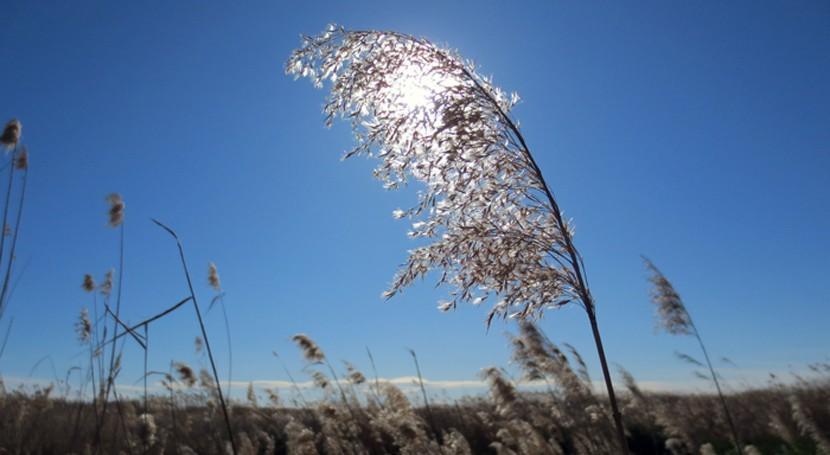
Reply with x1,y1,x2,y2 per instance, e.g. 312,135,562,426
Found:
390,62,448,111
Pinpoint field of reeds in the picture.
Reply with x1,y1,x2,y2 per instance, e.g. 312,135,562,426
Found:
1,23,828,455
0,327,828,454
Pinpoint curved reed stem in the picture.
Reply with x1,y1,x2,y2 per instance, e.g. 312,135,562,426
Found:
151,218,237,455
692,322,743,454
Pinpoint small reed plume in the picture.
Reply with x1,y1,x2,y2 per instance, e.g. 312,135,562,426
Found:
137,413,157,447
0,119,21,149
75,308,92,344
643,256,743,454
106,193,124,227
174,362,197,388
14,147,27,170
344,362,366,385
246,382,258,407
100,269,113,297
292,333,325,363
311,370,329,390
82,274,95,293
208,262,221,291
644,257,693,335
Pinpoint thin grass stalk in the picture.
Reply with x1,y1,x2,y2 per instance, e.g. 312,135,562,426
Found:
0,160,27,315
168,361,179,449
0,146,17,316
96,223,125,451
273,351,310,408
323,357,358,418
218,297,233,402
0,317,12,361
408,349,439,440
69,363,93,452
110,384,135,455
366,346,384,408
692,321,743,453
143,324,149,455
90,293,102,419
152,218,237,455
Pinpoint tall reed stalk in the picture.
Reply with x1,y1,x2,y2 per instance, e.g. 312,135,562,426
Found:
288,26,630,453
643,257,743,454
94,198,125,452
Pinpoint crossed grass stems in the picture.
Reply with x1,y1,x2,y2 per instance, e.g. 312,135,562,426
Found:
86,217,238,455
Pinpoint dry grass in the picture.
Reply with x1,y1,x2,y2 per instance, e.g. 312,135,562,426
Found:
0,342,828,454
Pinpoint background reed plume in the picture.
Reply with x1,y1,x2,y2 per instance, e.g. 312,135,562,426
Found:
288,24,630,452
643,256,743,454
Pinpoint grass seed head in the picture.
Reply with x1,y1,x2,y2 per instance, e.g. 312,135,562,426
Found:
174,362,197,387
82,274,95,292
100,269,114,297
643,257,693,335
75,308,92,344
1,119,21,149
292,333,325,363
14,146,28,170
106,193,125,227
208,261,221,291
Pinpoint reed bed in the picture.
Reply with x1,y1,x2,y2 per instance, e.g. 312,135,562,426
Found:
0,335,827,454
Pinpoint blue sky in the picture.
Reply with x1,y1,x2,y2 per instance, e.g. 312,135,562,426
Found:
0,1,828,398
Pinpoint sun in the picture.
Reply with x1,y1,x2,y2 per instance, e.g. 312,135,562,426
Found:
389,61,450,112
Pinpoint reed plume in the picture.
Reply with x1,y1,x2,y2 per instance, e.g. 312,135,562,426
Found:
75,308,92,344
208,262,221,291
0,119,20,149
14,147,27,170
82,274,95,293
288,25,631,452
292,334,325,363
106,194,124,228
174,362,197,388
644,256,743,454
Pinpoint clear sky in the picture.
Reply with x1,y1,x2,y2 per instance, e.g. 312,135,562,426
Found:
0,1,828,397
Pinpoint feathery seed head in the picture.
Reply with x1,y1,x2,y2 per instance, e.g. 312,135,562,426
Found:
344,361,366,385
289,26,582,324
106,193,125,227
643,257,693,335
311,371,329,389
480,367,519,418
100,269,114,297
265,388,280,407
292,333,325,363
1,119,21,149
247,382,258,407
208,262,221,291
137,413,157,446
15,146,28,170
174,362,197,387
75,308,92,344
82,274,95,292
